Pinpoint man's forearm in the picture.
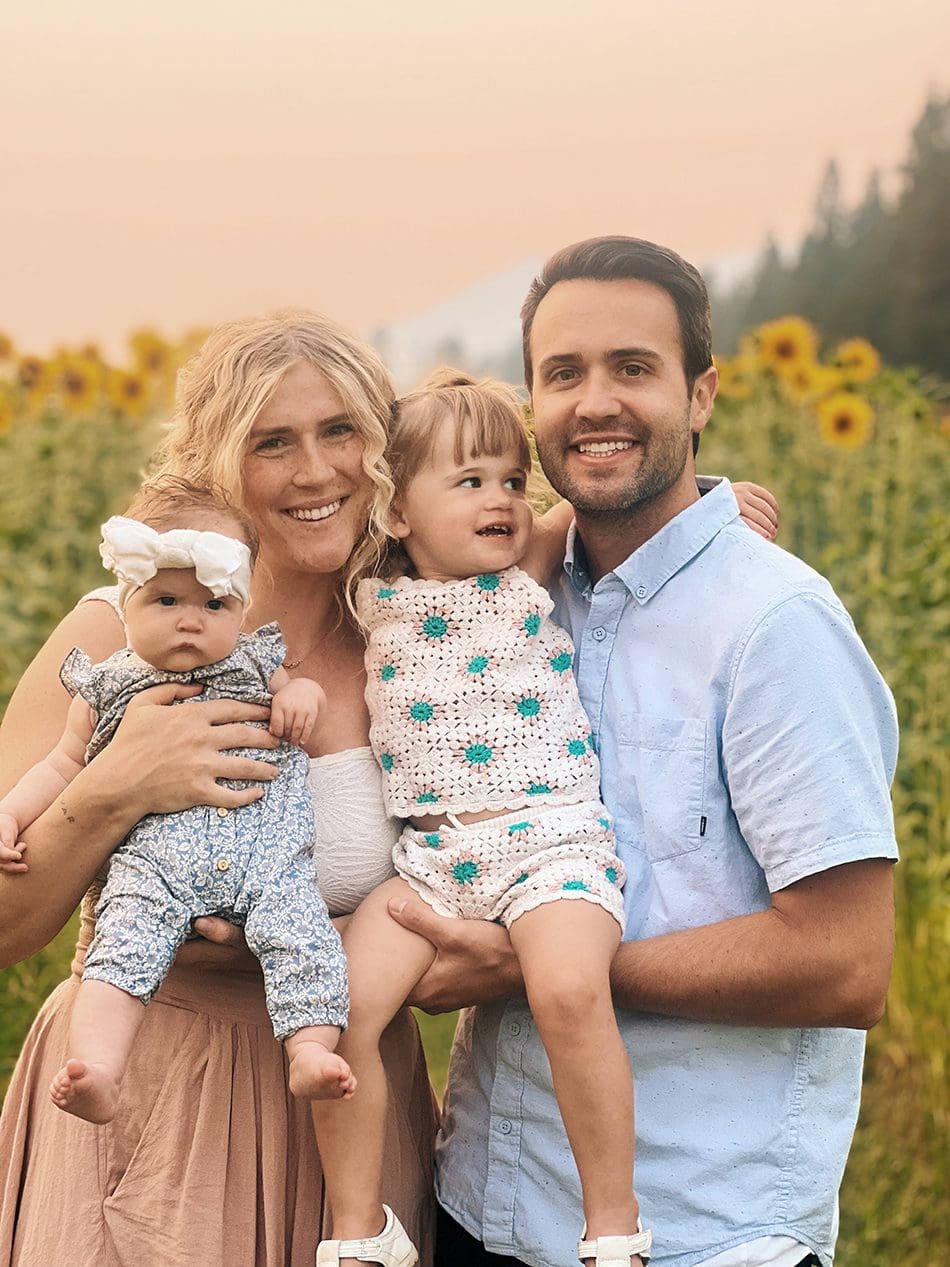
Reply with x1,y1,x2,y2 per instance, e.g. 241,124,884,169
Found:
609,860,894,1029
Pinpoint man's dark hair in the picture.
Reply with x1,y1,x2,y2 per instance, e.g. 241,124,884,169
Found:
521,236,713,454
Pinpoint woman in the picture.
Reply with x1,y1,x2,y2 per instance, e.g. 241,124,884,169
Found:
0,311,439,1267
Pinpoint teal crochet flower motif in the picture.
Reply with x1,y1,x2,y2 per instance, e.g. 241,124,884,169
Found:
567,738,588,758
522,613,541,637
424,833,441,849
422,614,449,640
453,859,479,886
467,655,490,675
464,743,493,767
416,790,439,804
476,573,500,592
605,866,618,885
409,700,434,723
549,651,573,673
562,879,589,892
507,820,532,835
514,872,529,884
516,695,541,718
380,663,397,682
380,752,394,772
377,586,396,600
526,782,551,796
587,733,597,750
598,816,612,831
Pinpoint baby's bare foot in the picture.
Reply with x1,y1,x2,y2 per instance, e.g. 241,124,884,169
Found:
288,1044,357,1100
49,1058,119,1123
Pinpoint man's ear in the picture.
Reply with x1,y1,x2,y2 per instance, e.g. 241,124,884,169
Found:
690,365,718,439
388,502,412,540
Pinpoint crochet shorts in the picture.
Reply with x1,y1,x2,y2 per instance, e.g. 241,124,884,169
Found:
393,799,626,930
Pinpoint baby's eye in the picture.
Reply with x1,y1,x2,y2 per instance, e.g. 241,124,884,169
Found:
206,598,225,611
158,596,176,607
504,475,526,492
459,476,481,488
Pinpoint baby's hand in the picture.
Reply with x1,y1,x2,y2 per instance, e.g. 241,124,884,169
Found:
733,481,780,540
0,812,28,874
269,678,326,747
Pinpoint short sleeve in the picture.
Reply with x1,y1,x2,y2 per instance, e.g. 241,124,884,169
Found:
60,647,95,702
721,591,899,891
241,622,288,683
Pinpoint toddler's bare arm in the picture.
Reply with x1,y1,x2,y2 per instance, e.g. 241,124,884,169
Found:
268,668,326,748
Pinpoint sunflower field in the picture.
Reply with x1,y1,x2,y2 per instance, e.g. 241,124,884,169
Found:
0,318,947,1266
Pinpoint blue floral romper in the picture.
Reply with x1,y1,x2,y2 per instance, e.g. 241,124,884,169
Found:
61,623,348,1040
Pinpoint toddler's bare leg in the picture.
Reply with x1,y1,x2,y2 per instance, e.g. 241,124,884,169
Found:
310,877,436,1263
510,901,641,1265
285,1024,356,1100
49,979,146,1124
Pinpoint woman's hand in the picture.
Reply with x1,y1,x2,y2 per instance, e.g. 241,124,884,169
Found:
387,895,523,1013
733,481,780,539
92,682,282,818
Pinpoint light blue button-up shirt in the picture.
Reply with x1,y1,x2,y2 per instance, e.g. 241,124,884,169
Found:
436,480,899,1267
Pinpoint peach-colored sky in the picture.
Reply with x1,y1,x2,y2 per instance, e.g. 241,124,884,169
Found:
1,0,946,353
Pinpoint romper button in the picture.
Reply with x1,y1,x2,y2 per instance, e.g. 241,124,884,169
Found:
216,858,230,872
216,807,229,818
499,1119,513,1135
636,585,647,599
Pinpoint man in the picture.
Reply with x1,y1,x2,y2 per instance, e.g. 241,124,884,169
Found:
391,236,898,1267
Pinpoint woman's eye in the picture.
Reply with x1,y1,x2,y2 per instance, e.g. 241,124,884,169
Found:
253,435,287,453
326,421,355,439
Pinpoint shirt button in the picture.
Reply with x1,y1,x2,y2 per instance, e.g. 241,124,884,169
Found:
635,585,647,599
216,807,229,818
508,1021,522,1037
216,858,230,872
592,627,607,642
499,1119,513,1135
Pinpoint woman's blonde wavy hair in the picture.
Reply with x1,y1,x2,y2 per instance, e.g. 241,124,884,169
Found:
150,308,395,606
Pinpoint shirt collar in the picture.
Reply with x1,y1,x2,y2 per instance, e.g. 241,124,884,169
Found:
563,478,741,604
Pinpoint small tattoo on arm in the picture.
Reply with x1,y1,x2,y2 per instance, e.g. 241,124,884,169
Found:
59,801,76,824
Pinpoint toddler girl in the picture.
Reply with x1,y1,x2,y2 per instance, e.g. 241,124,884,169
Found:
0,479,355,1123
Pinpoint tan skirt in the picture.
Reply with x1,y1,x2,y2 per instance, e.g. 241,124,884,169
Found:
0,955,439,1266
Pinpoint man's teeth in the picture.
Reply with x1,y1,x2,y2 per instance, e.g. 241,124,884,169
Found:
577,441,635,455
287,501,342,521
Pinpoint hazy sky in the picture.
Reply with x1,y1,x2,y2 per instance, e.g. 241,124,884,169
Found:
2,0,946,353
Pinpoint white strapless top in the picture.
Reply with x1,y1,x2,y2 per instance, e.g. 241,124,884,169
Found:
308,747,399,915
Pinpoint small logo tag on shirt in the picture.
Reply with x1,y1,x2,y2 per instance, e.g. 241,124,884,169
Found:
700,816,707,837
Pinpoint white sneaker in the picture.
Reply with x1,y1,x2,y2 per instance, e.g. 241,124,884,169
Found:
316,1204,418,1266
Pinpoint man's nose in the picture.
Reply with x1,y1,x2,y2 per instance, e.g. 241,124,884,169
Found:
576,371,622,421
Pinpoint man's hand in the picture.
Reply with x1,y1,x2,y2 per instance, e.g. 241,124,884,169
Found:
269,678,325,747
177,915,260,972
0,813,28,874
387,895,523,1013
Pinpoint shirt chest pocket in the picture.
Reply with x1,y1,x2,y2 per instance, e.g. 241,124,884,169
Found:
614,714,709,863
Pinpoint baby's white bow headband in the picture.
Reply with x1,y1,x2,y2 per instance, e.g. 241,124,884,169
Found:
100,516,252,609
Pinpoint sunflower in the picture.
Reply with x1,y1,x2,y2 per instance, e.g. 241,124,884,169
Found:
756,317,820,377
714,356,756,401
52,355,105,415
16,355,48,392
129,329,172,377
108,368,152,417
832,337,881,384
816,392,874,449
780,362,843,405
0,332,14,363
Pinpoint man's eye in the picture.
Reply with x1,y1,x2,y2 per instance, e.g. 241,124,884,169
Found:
623,364,644,377
553,368,577,383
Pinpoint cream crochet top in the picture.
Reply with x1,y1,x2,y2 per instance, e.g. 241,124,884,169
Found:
357,567,600,818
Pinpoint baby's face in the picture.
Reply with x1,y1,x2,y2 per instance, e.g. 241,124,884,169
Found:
392,429,533,582
123,568,245,672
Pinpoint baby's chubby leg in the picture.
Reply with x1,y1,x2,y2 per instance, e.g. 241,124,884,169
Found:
285,1025,356,1100
50,980,146,1124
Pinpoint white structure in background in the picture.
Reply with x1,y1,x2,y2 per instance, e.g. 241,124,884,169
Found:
372,248,761,391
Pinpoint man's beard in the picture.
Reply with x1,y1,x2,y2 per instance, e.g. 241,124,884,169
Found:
537,411,693,520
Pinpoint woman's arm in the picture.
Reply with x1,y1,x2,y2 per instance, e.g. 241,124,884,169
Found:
0,600,282,967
